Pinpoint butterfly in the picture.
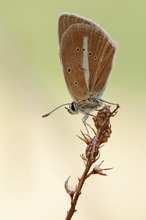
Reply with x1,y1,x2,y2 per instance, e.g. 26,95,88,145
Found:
43,13,117,132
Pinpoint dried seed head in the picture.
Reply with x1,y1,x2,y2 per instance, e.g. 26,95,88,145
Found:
93,105,119,145
85,137,100,162
64,176,77,196
93,161,113,176
79,105,120,163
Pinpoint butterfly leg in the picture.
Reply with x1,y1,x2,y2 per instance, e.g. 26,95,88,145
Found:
82,114,95,135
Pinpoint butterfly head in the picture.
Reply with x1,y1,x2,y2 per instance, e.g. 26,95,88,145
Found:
65,101,79,115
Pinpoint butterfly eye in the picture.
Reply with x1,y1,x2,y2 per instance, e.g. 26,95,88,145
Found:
67,102,79,114
76,47,80,52
66,102,79,115
94,55,97,59
74,81,78,85
82,48,85,51
88,52,92,56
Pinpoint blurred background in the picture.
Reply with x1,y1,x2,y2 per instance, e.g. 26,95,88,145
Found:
0,0,146,219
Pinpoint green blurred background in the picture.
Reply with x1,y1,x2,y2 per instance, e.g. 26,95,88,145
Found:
0,0,146,219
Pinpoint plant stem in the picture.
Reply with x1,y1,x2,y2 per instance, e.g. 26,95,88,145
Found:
65,161,92,220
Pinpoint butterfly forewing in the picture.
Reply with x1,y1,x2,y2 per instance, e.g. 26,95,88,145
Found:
58,13,98,43
59,25,89,102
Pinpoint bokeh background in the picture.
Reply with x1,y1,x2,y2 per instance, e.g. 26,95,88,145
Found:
0,0,146,219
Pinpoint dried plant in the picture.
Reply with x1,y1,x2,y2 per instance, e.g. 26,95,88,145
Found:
64,104,120,220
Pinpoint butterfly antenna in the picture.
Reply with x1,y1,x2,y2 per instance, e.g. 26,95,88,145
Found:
42,103,71,118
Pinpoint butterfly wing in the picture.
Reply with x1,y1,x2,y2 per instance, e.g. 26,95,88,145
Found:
58,13,98,43
87,25,116,97
58,13,116,103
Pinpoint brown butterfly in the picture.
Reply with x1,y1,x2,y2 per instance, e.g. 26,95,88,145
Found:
43,13,117,132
